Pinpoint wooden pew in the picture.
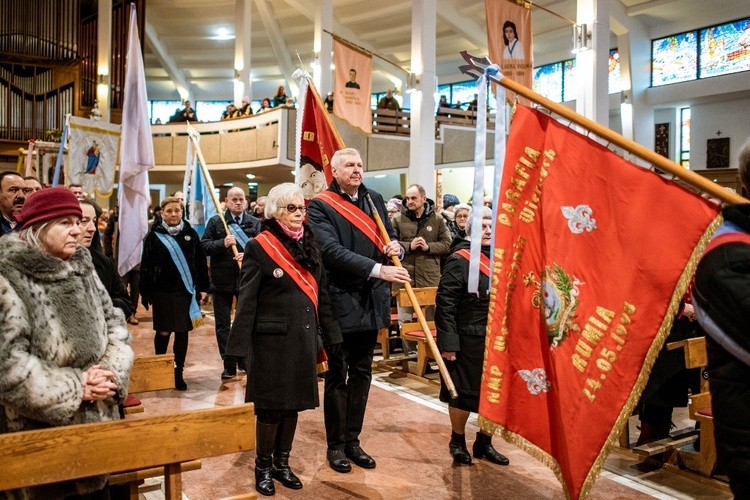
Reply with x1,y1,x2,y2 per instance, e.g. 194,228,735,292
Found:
667,337,717,477
0,403,256,500
124,354,176,414
397,287,438,381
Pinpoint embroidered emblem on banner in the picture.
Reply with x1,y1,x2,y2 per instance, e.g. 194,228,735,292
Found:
524,264,583,348
518,368,551,395
561,205,597,234
273,268,284,278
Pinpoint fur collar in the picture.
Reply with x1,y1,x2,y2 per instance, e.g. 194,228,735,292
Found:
261,219,320,271
0,234,91,282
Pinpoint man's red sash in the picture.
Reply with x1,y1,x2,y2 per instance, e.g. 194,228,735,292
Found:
255,232,319,311
703,230,750,255
455,248,491,278
315,191,385,253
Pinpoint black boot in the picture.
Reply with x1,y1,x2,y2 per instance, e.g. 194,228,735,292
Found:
173,332,189,391
473,432,509,465
273,415,302,489
154,332,170,355
255,420,280,496
449,431,472,465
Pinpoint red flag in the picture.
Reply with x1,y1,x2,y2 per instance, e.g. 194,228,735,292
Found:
479,105,721,499
299,80,345,200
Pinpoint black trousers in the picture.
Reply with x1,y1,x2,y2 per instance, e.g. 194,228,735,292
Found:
212,290,237,359
324,329,378,450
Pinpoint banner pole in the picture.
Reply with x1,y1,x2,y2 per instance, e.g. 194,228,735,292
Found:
365,193,458,399
459,51,748,206
187,126,241,268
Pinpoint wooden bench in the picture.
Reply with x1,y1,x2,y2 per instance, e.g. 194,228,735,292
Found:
0,403,256,499
667,337,717,477
124,354,176,414
397,287,438,380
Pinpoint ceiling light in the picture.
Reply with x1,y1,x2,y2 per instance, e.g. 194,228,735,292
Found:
374,174,386,179
212,27,235,40
246,173,256,179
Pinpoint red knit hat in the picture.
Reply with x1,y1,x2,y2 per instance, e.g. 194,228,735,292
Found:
13,187,83,230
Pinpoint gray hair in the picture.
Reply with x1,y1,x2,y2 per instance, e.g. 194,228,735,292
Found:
739,138,750,194
331,148,361,170
265,183,304,220
453,203,470,217
465,206,492,237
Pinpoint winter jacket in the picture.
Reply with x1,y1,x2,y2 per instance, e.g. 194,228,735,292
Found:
392,199,452,289
307,181,397,333
201,210,261,293
0,236,133,499
693,204,750,493
226,220,341,409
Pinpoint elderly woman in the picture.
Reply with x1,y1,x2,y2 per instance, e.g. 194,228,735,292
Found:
436,206,510,467
140,196,209,391
0,187,133,499
226,183,341,496
447,203,470,244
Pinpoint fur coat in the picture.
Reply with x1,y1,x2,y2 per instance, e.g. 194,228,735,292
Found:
0,235,134,499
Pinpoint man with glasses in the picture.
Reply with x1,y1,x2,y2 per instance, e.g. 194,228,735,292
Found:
0,171,26,236
201,187,261,379
308,148,410,474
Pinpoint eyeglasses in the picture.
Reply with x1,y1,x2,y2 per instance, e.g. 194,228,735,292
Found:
285,204,307,214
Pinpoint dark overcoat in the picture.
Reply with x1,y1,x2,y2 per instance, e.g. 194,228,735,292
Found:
306,181,396,333
435,241,491,404
201,210,261,293
226,220,342,410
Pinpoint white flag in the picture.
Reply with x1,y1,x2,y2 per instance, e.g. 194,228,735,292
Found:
117,5,154,276
68,116,121,196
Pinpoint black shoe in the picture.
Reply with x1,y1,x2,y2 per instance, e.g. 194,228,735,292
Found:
174,369,187,391
449,439,472,465
326,449,351,473
272,455,303,490
221,369,235,380
473,433,509,466
344,445,376,469
255,463,275,496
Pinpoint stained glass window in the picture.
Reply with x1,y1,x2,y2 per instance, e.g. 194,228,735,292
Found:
700,18,750,78
562,59,576,102
533,62,563,102
680,107,691,169
652,32,698,86
608,49,621,94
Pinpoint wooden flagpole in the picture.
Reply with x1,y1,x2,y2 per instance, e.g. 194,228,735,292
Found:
186,126,241,267
459,51,749,205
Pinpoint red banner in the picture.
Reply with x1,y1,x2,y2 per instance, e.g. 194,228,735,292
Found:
479,106,721,499
299,80,345,199
486,0,533,103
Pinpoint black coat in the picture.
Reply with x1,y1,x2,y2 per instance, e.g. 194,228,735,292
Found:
225,220,342,410
693,204,750,485
89,248,132,318
307,181,396,333
139,221,209,307
435,241,490,399
201,210,261,293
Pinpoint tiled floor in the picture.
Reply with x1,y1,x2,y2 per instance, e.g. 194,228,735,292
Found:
125,303,731,499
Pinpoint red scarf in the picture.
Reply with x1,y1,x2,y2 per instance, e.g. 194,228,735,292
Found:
455,248,491,277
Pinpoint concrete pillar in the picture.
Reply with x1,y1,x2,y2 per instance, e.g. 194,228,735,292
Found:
314,0,333,95
96,0,112,122
235,0,252,104
408,0,437,200
575,0,609,125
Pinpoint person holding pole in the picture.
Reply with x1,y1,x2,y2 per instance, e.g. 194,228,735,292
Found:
201,187,261,380
307,148,409,473
435,206,510,466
